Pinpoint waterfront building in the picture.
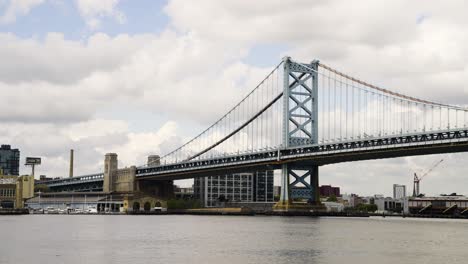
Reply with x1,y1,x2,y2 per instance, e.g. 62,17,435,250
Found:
408,196,468,215
322,201,345,212
39,175,53,181
25,192,126,213
345,194,364,207
0,173,17,208
194,170,274,207
0,145,20,176
0,169,34,208
373,195,407,213
16,175,34,208
393,184,406,199
174,185,194,199
319,185,341,197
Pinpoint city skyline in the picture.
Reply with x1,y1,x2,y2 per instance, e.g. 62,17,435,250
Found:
2,0,468,196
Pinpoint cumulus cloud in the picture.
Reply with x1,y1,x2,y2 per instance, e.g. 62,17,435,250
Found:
0,30,270,125
75,0,125,30
0,119,183,178
2,0,468,193
165,0,468,105
0,0,44,24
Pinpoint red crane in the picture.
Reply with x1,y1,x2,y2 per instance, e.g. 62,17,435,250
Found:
413,159,444,197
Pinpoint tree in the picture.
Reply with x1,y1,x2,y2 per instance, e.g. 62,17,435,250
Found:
34,184,50,193
355,203,378,212
326,194,338,202
144,202,151,211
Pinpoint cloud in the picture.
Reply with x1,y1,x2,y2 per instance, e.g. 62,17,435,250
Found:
0,0,45,24
0,119,183,178
75,0,125,30
3,1,468,194
0,31,270,125
165,0,468,105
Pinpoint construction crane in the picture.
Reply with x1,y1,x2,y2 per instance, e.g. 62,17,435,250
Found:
413,159,444,197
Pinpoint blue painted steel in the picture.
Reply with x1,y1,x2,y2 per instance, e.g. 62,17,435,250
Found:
280,57,320,204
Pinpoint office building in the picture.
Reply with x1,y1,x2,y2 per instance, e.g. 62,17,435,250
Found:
373,195,406,213
393,184,406,199
194,170,274,207
0,145,20,175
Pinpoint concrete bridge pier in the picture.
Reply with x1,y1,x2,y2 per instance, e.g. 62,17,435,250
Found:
135,179,174,199
103,153,174,202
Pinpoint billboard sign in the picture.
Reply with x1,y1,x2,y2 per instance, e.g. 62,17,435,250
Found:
25,157,41,165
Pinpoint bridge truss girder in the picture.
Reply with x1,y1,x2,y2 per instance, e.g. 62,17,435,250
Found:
280,57,320,205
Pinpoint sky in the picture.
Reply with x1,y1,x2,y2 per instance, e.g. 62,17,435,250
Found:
1,0,468,197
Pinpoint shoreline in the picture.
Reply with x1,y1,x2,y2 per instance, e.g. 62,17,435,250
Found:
12,209,468,219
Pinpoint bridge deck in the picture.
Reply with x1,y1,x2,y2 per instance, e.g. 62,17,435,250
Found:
136,129,468,180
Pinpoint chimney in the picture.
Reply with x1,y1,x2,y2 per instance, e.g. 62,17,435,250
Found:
69,149,74,178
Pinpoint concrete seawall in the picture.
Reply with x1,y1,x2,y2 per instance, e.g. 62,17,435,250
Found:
0,208,29,215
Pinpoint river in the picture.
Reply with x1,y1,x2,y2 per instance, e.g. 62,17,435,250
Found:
1,215,467,264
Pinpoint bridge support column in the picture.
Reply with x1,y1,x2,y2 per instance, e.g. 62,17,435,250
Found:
277,164,321,209
310,165,320,204
274,57,323,211
278,164,290,206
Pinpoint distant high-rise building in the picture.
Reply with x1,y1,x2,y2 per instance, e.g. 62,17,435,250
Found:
0,145,20,176
393,184,406,199
194,170,274,207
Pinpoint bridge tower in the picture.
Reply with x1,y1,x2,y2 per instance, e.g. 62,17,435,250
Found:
103,153,118,193
278,57,320,208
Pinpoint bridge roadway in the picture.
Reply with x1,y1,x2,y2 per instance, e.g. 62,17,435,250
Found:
39,173,104,192
136,128,468,180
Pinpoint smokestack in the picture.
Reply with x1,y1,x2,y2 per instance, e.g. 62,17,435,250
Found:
69,149,74,178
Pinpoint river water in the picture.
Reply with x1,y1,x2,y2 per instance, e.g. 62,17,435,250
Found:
1,215,467,264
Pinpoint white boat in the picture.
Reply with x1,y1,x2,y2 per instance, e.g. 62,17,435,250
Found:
87,206,98,214
45,207,58,214
153,206,167,212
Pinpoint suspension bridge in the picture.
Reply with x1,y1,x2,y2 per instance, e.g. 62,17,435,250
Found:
41,57,468,208
135,56,468,207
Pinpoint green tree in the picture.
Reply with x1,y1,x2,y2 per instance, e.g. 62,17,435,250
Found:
144,202,151,211
326,194,338,202
34,184,50,193
167,199,203,209
355,203,377,212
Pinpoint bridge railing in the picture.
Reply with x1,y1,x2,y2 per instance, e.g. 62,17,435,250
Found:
137,128,468,177
42,173,104,187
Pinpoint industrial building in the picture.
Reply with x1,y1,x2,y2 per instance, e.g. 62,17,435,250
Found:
0,169,34,209
194,170,274,207
0,145,20,176
408,196,468,215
